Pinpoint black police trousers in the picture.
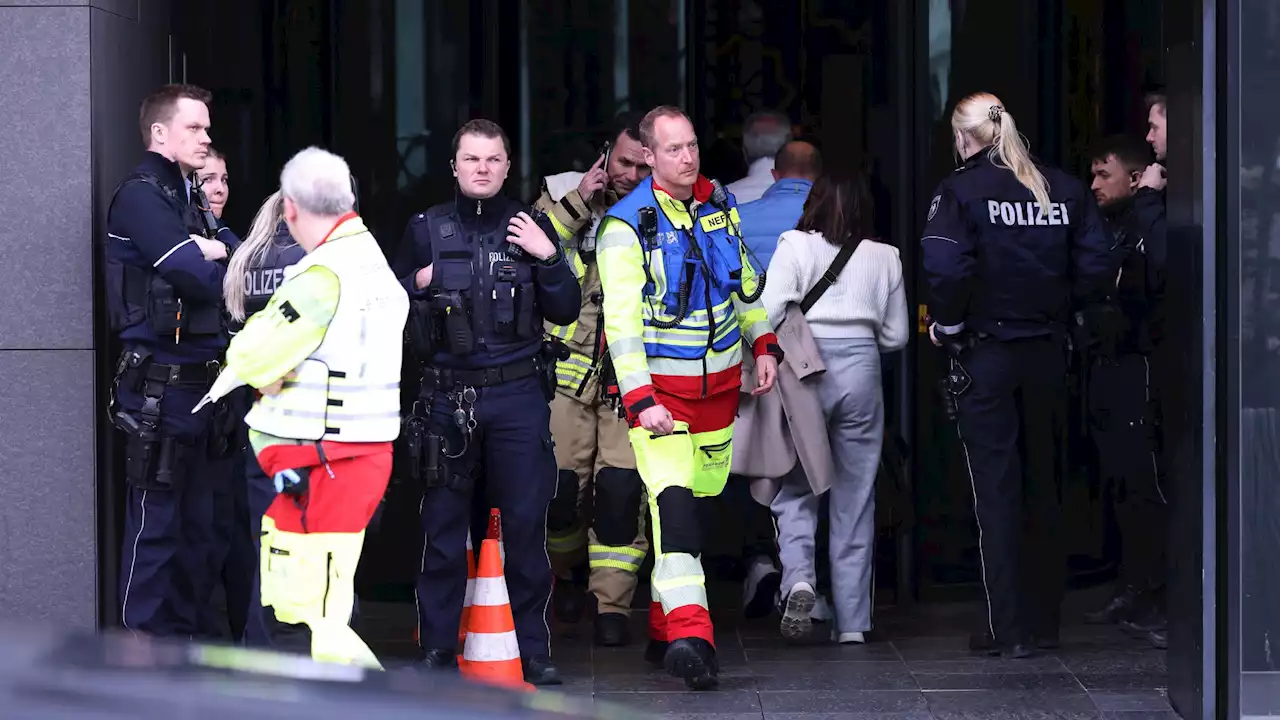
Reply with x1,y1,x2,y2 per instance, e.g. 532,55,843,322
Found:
953,336,1067,645
1088,353,1167,591
416,373,558,661
117,382,232,638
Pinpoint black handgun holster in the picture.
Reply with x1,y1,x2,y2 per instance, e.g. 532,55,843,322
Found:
113,351,189,492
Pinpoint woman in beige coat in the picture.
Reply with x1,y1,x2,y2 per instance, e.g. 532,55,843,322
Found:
760,168,909,644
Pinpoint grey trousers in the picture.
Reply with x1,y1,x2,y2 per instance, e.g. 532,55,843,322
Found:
771,338,884,634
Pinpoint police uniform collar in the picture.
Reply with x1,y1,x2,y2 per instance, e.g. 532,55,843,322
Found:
455,188,508,218
139,151,188,196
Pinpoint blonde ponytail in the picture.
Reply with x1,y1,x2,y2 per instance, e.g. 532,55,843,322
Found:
224,190,292,323
952,92,1052,211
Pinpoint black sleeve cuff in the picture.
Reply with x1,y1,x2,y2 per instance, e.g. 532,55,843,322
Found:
627,395,657,415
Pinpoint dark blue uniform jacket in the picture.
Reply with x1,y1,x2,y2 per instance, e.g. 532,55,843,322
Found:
106,151,240,364
920,152,1114,340
392,192,580,370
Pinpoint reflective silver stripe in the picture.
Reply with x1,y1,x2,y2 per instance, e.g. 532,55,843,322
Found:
587,550,645,569
153,238,195,268
608,336,645,356
273,409,401,421
936,321,966,334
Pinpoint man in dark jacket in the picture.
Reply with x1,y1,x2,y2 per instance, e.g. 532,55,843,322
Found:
1078,130,1168,650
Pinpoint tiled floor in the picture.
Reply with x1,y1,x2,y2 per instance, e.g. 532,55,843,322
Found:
359,583,1174,719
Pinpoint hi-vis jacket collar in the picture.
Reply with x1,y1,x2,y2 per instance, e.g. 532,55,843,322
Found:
649,176,738,234
652,175,716,205
318,212,365,247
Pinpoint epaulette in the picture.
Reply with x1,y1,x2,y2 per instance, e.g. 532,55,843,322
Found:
411,204,454,225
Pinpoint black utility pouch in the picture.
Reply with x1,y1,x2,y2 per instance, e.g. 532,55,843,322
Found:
146,278,184,337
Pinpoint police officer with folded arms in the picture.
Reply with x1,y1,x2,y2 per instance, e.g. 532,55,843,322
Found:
103,84,241,637
395,119,580,684
921,93,1112,658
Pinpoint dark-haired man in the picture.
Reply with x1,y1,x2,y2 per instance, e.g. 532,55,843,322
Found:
104,84,240,637
537,112,653,648
395,119,581,684
1077,133,1168,650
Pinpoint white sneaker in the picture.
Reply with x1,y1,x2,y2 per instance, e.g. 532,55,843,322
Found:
779,582,817,641
742,556,782,619
834,631,866,644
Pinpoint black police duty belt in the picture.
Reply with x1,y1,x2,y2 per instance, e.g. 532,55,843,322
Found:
426,355,539,390
118,347,222,387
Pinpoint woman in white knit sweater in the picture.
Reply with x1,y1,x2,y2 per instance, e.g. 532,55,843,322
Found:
760,168,909,644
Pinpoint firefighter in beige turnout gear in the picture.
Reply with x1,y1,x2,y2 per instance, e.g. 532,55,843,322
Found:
537,112,652,647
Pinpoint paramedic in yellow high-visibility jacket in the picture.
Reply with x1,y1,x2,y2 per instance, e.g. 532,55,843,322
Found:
595,106,782,691
195,147,408,668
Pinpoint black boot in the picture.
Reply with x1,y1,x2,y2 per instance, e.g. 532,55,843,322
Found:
969,632,1035,659
523,656,563,686
418,648,458,671
594,612,632,647
663,638,719,690
1145,625,1168,650
1084,585,1140,625
552,577,587,624
644,639,669,667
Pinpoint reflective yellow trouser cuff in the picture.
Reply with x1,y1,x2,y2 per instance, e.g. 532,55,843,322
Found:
260,517,383,669
587,544,646,573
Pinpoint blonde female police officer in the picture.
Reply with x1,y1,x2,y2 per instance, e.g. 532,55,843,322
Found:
920,93,1113,658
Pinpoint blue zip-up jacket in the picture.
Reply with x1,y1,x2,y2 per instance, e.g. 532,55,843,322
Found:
737,178,812,273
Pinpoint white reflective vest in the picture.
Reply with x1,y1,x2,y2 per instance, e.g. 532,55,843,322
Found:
246,225,409,443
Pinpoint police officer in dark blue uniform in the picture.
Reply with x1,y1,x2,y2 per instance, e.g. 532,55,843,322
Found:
1078,134,1170,649
394,119,580,684
104,84,242,637
921,93,1113,658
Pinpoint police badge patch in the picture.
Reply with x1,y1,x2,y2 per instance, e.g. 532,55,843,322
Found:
928,195,940,221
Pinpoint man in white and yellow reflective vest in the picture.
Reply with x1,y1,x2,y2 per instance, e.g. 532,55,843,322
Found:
535,112,654,648
195,147,408,668
596,106,782,690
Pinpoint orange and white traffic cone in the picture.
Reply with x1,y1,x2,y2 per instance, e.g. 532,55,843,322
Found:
460,509,533,691
458,532,477,649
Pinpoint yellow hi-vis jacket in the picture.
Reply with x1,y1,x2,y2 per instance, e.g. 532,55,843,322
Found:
229,214,409,444
596,176,778,418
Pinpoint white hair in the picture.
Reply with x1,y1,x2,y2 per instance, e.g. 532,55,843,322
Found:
279,146,355,216
742,110,792,163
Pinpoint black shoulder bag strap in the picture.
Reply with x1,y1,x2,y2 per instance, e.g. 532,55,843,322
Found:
799,241,858,314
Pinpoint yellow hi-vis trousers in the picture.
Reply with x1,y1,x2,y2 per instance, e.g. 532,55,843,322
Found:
629,417,734,645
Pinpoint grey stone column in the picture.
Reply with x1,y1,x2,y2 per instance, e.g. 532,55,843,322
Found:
0,0,173,629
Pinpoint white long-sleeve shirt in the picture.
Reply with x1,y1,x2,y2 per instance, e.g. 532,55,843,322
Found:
726,158,776,204
762,229,910,352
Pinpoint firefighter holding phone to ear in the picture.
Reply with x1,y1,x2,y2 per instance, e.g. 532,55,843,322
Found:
535,111,653,648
